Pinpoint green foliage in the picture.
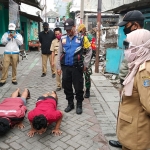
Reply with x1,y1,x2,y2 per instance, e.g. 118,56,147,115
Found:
66,2,74,19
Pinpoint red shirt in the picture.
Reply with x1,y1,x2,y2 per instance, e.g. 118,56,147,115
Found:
28,98,62,124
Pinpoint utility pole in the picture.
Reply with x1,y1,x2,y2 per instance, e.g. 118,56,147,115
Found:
95,0,102,73
80,0,84,24
45,0,47,22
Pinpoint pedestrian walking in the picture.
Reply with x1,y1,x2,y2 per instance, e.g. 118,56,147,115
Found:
57,18,92,114
51,28,62,91
0,23,23,86
39,22,55,78
113,10,150,150
27,91,63,137
0,88,30,135
55,17,60,27
77,24,92,98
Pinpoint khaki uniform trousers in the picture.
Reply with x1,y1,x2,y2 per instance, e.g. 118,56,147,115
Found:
55,55,61,88
0,54,19,83
42,54,55,74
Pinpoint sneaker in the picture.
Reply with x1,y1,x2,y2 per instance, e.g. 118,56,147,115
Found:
56,87,61,91
12,81,18,85
41,73,46,77
0,82,6,87
52,74,56,78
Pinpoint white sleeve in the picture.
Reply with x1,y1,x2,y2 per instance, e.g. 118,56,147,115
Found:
14,33,23,46
1,33,9,45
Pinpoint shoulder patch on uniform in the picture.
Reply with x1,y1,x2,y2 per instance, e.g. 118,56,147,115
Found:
143,79,150,87
139,62,146,72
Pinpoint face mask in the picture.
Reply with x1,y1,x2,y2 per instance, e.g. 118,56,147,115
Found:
9,30,15,34
56,34,62,40
123,24,134,35
44,28,48,32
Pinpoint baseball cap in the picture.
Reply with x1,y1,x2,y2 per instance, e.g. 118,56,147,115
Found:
77,24,86,32
0,118,10,136
8,23,16,30
118,10,145,27
43,22,49,27
64,18,75,30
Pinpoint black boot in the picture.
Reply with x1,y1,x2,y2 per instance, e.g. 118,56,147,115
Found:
64,101,74,112
76,102,82,114
84,88,90,98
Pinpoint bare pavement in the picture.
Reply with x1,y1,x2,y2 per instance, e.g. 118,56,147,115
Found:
0,51,121,150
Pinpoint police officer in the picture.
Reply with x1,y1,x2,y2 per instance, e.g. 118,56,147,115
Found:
113,10,150,150
77,24,92,98
57,18,92,114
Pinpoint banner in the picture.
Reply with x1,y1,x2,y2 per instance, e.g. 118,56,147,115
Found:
9,0,20,29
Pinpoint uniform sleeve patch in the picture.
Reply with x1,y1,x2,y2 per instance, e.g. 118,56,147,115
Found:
143,79,150,87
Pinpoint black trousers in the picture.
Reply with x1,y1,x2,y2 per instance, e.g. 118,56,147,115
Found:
62,66,84,103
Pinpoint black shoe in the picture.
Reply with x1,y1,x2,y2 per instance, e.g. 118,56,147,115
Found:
56,87,61,91
84,88,90,98
41,73,46,77
0,82,6,87
109,140,122,148
64,104,74,112
76,105,82,115
52,74,56,78
12,81,18,85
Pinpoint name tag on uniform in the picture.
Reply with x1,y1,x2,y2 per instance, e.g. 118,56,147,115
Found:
143,79,150,87
62,38,66,44
75,38,81,43
139,62,146,72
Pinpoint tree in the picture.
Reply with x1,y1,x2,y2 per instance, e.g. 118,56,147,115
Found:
66,2,74,19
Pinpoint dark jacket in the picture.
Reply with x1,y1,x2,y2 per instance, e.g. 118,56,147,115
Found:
39,30,55,54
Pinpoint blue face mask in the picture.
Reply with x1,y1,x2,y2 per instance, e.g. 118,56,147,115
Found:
9,30,15,34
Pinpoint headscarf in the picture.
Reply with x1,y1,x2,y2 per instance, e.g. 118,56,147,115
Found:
123,29,150,96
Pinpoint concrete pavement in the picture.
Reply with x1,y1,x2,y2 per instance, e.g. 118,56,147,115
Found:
0,51,121,150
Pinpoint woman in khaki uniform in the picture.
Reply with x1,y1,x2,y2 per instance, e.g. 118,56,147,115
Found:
51,28,62,91
117,10,150,150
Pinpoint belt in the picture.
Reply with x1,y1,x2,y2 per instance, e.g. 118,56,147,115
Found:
4,52,19,54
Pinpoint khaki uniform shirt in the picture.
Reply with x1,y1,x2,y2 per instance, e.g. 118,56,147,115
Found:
50,38,59,55
117,61,150,150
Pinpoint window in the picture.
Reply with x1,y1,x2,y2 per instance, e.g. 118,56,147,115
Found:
48,18,56,23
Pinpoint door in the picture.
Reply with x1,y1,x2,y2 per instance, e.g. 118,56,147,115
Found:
105,48,124,74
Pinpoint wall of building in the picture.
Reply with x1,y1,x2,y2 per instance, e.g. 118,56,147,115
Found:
0,3,9,44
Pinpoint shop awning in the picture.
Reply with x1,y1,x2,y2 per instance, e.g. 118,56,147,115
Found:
0,0,43,10
106,0,150,14
20,11,43,22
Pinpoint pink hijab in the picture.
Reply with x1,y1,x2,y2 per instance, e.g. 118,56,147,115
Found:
123,29,150,96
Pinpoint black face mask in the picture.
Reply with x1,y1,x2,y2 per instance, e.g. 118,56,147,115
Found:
123,24,134,35
44,28,48,32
